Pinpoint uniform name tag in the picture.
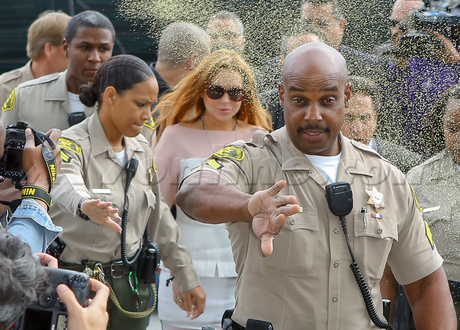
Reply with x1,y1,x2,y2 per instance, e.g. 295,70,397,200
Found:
91,189,111,194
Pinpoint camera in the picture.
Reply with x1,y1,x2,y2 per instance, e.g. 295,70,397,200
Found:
397,0,460,57
13,267,91,330
0,121,49,185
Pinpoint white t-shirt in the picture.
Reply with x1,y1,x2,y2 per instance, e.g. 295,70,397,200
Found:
115,149,127,168
305,152,342,185
67,92,86,113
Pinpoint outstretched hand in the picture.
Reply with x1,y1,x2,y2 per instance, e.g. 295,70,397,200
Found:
248,180,300,256
80,199,122,232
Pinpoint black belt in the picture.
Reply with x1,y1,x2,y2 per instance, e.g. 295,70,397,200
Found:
59,259,132,278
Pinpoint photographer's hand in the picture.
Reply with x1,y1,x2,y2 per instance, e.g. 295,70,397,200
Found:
23,128,61,192
80,199,122,232
57,278,110,330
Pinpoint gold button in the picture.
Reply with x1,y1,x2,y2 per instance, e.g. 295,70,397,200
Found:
333,228,340,234
377,228,383,234
290,219,295,225
332,296,338,302
333,262,339,268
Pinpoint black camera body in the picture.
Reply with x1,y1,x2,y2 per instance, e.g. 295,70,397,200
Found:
398,0,460,57
13,267,91,330
0,121,49,184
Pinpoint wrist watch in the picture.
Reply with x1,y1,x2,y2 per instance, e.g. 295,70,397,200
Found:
77,198,90,221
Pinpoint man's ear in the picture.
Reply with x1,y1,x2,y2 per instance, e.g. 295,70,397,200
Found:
279,83,285,108
43,42,53,58
63,39,69,58
186,53,199,70
344,83,352,108
339,17,346,31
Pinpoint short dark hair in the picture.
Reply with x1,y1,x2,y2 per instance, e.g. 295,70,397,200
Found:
208,10,244,35
423,84,460,155
65,10,115,45
79,54,154,107
280,23,325,58
347,76,381,113
301,0,343,20
0,231,49,330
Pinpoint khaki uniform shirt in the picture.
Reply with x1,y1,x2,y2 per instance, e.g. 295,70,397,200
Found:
407,150,460,282
49,113,199,292
0,70,96,132
193,127,442,330
0,60,35,106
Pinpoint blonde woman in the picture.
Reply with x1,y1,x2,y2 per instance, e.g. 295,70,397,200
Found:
154,49,271,330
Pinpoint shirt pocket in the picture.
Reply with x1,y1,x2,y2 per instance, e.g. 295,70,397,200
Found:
353,212,398,282
263,208,318,277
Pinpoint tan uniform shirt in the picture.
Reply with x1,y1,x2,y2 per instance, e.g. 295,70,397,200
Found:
0,61,35,106
192,127,442,330
49,113,199,292
407,150,460,282
0,70,96,132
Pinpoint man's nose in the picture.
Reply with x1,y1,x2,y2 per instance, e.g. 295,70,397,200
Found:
88,49,101,62
304,104,322,121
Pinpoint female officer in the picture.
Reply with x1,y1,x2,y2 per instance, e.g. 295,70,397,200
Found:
408,84,460,327
153,49,271,330
49,54,205,330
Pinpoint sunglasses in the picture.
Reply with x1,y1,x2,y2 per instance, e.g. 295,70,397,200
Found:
206,85,247,102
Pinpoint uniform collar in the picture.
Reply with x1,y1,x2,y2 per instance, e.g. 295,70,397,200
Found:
44,71,68,101
426,150,460,181
87,112,145,160
271,127,374,185
23,60,36,80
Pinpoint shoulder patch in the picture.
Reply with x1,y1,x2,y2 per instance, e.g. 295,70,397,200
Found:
2,88,16,111
205,159,223,170
424,221,434,249
143,117,155,131
60,150,72,163
212,146,245,161
58,138,81,155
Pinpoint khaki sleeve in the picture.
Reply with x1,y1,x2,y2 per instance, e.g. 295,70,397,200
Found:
147,159,200,293
387,179,443,285
51,138,92,216
189,144,254,194
1,87,20,127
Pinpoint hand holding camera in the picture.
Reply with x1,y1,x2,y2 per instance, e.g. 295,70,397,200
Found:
23,127,61,192
14,253,109,330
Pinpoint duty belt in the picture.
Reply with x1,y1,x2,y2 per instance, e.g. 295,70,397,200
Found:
59,259,132,278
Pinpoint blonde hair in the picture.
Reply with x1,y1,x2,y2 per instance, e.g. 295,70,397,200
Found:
27,11,71,60
155,49,272,139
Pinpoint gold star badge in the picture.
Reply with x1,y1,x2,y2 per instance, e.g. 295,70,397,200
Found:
365,186,385,211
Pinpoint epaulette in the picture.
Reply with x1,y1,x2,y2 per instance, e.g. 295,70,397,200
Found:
349,139,383,159
0,70,22,84
17,72,60,89
247,129,270,148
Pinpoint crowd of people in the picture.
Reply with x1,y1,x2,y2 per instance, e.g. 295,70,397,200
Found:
1,0,460,329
